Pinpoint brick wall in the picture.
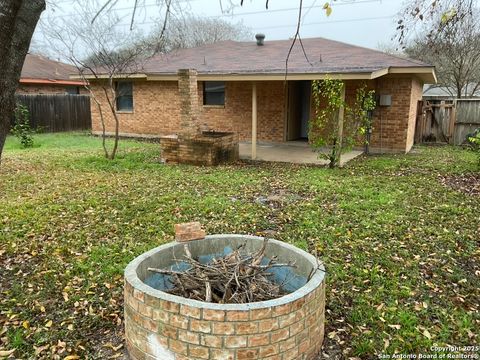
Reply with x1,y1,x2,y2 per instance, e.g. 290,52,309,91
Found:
308,77,423,153
90,80,181,136
370,76,423,153
198,82,251,139
309,80,376,143
124,279,325,360
198,81,285,142
160,133,239,166
90,80,285,142
90,75,423,153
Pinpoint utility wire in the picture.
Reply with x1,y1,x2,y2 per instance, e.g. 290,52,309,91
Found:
46,0,392,20
35,13,395,34
257,14,395,30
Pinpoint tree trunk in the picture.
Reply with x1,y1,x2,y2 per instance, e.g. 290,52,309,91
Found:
102,84,120,160
0,0,46,164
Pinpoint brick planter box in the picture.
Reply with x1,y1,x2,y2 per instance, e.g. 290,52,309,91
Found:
160,132,239,166
124,235,326,360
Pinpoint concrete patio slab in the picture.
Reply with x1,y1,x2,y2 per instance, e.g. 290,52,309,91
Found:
239,141,363,166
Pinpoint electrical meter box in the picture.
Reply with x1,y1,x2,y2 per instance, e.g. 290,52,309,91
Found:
379,95,392,107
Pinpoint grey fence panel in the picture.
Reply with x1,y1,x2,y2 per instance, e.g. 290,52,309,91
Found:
456,99,480,124
454,124,478,145
454,99,480,145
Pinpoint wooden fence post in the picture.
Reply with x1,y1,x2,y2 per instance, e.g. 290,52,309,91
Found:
449,100,457,143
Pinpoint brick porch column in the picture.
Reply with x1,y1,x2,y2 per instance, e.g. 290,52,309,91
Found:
177,69,201,138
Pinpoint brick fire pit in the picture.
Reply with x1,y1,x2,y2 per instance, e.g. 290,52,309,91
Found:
160,131,239,166
124,235,326,360
159,69,239,166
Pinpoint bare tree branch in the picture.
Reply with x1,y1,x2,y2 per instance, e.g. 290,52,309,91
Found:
91,0,118,24
130,0,140,30
284,0,313,81
396,0,475,47
42,1,178,159
405,5,480,97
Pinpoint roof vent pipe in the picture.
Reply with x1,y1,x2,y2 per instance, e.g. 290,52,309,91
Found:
255,33,265,46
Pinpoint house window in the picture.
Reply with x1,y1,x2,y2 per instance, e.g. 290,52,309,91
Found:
203,81,225,106
116,81,133,111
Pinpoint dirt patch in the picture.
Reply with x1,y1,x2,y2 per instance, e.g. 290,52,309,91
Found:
254,189,304,208
438,172,480,196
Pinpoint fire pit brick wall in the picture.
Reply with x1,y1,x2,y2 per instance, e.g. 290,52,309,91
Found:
159,133,239,166
124,279,326,360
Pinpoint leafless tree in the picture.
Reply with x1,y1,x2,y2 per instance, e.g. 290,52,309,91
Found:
376,42,409,57
95,15,252,61
0,0,182,163
0,0,46,164
405,7,480,98
158,15,252,51
43,1,175,160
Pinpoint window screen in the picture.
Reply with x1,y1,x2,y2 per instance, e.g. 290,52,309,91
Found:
203,82,225,106
116,81,133,111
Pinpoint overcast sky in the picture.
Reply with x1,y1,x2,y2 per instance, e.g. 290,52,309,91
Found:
190,0,404,48
32,0,408,54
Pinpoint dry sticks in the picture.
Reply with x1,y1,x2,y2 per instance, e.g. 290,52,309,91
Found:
148,239,296,304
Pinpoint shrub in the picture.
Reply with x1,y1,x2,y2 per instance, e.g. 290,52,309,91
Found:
11,103,34,148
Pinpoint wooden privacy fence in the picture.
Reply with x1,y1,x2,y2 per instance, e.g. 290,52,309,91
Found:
415,99,480,145
14,94,91,132
454,99,480,145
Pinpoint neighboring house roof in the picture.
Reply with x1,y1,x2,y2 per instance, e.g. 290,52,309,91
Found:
20,54,84,86
423,84,480,98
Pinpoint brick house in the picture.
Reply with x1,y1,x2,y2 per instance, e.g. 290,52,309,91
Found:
18,53,84,95
86,36,436,154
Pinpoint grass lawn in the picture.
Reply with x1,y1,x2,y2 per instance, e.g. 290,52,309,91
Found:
0,132,478,359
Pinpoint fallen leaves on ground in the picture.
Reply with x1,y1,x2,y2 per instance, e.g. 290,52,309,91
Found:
0,134,479,358
438,172,480,196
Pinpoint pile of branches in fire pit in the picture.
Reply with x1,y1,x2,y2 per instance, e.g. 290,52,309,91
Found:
147,239,296,304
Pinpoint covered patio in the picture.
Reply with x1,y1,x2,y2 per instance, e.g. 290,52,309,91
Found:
239,141,364,166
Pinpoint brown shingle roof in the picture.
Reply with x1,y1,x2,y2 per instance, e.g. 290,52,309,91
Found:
21,54,82,84
142,37,432,75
